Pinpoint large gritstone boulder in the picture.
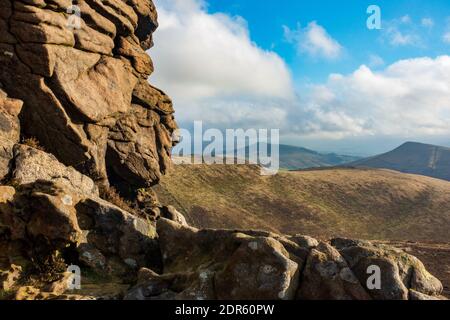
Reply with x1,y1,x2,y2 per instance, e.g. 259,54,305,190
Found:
0,0,177,193
124,219,445,301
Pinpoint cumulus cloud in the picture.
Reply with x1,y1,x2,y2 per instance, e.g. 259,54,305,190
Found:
150,1,450,145
294,56,450,138
150,0,294,105
283,22,343,60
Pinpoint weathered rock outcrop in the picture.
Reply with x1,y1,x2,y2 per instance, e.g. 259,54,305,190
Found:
125,219,444,300
0,0,446,301
0,89,22,181
0,0,177,194
11,144,99,197
0,146,160,299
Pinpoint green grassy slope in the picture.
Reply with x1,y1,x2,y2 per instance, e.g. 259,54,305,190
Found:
155,164,450,242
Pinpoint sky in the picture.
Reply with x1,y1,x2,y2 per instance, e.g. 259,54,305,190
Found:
149,0,450,156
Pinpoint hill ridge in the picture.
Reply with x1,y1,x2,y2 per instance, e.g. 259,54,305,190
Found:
348,141,450,181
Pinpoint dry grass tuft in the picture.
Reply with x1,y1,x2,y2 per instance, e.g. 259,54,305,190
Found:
26,250,67,284
22,137,45,151
100,186,137,214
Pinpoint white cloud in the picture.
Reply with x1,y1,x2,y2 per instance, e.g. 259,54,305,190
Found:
421,18,434,28
295,56,450,138
150,0,294,105
171,55,450,140
150,2,450,144
283,22,343,60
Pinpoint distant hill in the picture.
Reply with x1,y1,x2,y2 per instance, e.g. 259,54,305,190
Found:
178,143,360,170
155,164,450,243
229,143,360,170
348,142,450,181
277,144,360,169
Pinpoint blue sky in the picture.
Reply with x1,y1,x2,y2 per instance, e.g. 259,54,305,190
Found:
207,0,450,83
150,0,450,155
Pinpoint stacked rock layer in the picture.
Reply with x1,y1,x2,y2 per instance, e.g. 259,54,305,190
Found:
0,0,177,193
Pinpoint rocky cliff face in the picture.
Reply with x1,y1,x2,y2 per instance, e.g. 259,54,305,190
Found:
0,0,177,194
0,0,446,300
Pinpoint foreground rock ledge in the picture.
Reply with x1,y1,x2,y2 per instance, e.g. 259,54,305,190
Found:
125,219,444,300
